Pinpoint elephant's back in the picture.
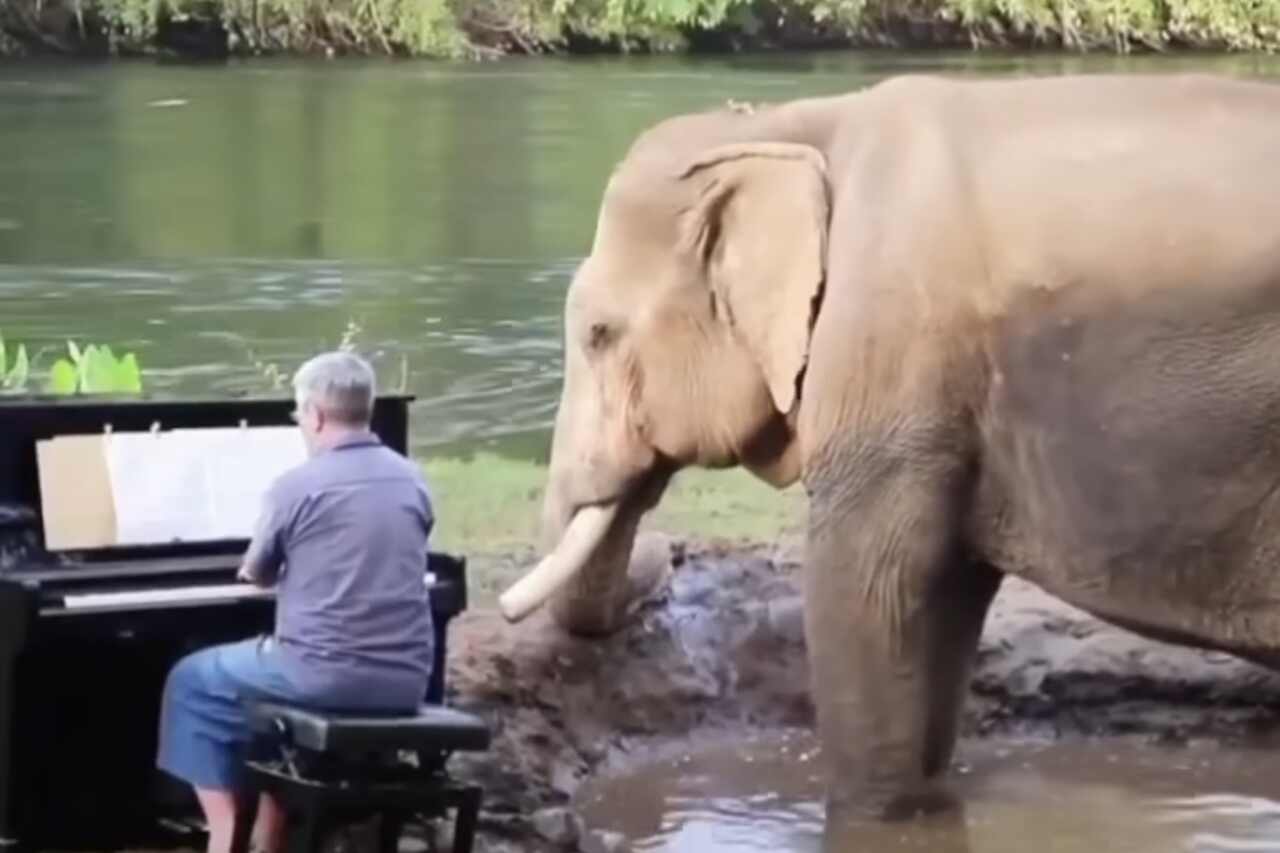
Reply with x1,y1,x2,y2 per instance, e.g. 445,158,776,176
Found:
958,74,1280,569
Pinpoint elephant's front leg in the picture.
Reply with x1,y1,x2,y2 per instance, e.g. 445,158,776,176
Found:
804,443,1002,824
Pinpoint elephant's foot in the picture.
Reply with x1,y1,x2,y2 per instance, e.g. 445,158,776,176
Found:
825,779,959,824
822,794,972,853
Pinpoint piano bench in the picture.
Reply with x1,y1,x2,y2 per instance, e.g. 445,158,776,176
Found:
229,700,492,853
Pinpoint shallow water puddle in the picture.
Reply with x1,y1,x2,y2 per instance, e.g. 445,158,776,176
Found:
575,730,1280,852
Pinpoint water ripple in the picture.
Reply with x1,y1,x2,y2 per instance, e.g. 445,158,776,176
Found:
579,735,1280,853
0,256,571,459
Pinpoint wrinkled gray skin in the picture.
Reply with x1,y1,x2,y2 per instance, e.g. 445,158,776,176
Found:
525,72,1280,827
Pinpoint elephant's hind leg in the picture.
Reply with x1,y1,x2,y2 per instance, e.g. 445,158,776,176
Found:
804,437,1001,824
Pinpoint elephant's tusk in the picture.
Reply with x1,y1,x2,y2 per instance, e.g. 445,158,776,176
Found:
498,503,619,623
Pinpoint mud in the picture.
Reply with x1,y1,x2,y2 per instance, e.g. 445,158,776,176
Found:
435,535,1280,852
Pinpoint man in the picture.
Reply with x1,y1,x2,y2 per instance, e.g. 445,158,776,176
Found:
156,350,436,853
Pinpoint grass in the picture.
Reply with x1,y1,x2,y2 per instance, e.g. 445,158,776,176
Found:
420,452,806,602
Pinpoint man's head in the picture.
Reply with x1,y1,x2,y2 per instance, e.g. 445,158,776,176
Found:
291,350,376,454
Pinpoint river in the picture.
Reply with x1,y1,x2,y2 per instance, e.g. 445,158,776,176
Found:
3,50,1280,461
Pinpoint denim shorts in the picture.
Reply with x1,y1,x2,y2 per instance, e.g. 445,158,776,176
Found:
155,636,423,791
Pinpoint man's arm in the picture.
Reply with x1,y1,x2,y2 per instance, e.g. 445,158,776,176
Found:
237,488,289,586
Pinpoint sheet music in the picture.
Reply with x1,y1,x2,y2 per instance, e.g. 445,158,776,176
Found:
202,427,307,539
104,427,306,545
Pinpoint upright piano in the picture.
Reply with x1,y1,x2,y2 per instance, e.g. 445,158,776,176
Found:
0,394,468,851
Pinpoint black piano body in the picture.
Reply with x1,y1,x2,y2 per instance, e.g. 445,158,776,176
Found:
0,394,468,851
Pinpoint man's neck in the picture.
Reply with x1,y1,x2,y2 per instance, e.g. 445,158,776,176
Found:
312,426,371,453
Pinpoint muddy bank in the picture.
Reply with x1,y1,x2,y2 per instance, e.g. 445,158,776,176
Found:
436,536,1280,852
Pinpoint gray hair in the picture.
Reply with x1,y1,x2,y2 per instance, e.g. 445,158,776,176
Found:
292,350,376,425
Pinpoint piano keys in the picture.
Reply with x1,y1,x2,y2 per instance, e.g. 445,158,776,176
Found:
0,394,469,851
58,580,274,612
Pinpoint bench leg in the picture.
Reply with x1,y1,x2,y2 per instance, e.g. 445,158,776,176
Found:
451,788,481,853
284,804,323,853
376,811,402,853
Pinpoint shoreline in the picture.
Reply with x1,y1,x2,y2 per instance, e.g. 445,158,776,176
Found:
3,0,1279,62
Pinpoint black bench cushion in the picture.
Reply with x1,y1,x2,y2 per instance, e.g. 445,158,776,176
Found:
245,700,490,755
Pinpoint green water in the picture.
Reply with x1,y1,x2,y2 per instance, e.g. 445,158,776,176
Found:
3,50,1280,461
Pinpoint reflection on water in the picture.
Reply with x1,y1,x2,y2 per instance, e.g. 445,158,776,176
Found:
576,730,1280,852
4,54,1280,458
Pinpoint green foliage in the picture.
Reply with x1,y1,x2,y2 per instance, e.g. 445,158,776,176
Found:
784,0,1280,50
0,334,144,396
245,348,289,391
241,318,410,395
335,318,411,393
386,0,471,56
0,335,29,393
47,341,144,394
11,0,1280,56
97,0,165,40
550,0,1280,52
6,0,1280,67
45,360,78,395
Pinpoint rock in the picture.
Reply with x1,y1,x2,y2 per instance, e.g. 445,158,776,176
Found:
475,840,528,853
533,806,580,846
579,829,630,853
551,759,583,795
422,818,452,852
766,594,805,642
398,833,430,852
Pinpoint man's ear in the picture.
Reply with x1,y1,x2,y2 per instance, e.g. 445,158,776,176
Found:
678,142,830,414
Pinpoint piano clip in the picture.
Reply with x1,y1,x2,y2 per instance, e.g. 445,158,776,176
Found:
102,422,113,435
149,421,161,436
239,418,248,431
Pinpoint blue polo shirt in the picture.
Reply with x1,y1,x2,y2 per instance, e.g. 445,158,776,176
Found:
243,432,435,706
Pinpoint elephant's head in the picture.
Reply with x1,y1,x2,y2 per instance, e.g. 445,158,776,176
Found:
500,109,833,635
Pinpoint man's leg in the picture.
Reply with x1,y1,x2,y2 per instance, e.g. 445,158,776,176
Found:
194,789,238,853
157,639,273,853
253,793,287,853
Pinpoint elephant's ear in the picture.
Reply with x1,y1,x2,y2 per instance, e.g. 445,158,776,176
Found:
678,142,830,414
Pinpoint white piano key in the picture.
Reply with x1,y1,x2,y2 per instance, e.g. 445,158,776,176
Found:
58,573,442,612
61,583,273,610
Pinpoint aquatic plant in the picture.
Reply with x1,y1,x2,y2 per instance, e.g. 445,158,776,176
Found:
241,318,410,394
0,335,29,393
46,340,144,394
0,334,144,395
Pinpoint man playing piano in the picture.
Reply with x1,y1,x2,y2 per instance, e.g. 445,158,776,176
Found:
154,351,437,853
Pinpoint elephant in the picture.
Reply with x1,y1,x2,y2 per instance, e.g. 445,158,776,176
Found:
498,71,1280,823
